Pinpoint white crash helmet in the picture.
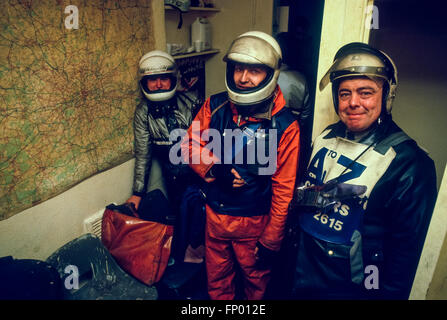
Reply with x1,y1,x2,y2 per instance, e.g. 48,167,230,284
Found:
138,50,179,102
319,42,398,114
223,31,282,106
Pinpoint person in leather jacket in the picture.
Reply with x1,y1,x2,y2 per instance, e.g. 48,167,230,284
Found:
126,50,200,225
181,31,300,299
289,42,437,299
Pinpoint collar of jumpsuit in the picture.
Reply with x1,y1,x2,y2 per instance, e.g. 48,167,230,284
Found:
229,86,285,126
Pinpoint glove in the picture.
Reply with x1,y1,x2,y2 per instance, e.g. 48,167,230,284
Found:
291,180,367,212
255,242,277,270
209,164,235,190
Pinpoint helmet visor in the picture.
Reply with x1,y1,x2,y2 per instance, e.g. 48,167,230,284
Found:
319,52,391,91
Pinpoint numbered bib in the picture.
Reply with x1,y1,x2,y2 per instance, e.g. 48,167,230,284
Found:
298,134,396,244
299,198,365,244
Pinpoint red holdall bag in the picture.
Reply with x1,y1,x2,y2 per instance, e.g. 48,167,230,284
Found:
101,203,173,286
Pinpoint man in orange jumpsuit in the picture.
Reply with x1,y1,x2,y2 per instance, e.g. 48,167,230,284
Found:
181,31,300,300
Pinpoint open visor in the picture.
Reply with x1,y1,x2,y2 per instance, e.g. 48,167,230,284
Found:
319,65,391,92
319,51,397,92
319,59,338,92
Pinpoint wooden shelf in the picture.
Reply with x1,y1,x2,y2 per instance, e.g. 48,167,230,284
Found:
165,6,220,12
172,49,220,60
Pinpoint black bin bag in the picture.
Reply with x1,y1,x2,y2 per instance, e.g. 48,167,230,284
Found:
45,233,158,300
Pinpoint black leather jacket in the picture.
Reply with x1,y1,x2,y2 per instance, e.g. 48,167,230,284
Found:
290,117,437,299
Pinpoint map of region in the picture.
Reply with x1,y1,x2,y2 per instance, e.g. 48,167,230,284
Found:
0,0,155,220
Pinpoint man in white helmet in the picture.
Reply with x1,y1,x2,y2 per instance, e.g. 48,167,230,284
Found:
181,31,300,299
288,42,437,299
126,50,201,258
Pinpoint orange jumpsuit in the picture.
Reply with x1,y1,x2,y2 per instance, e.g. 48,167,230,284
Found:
181,87,300,299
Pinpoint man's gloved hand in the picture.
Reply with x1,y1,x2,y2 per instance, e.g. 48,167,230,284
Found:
290,180,367,213
254,242,277,270
209,164,246,190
